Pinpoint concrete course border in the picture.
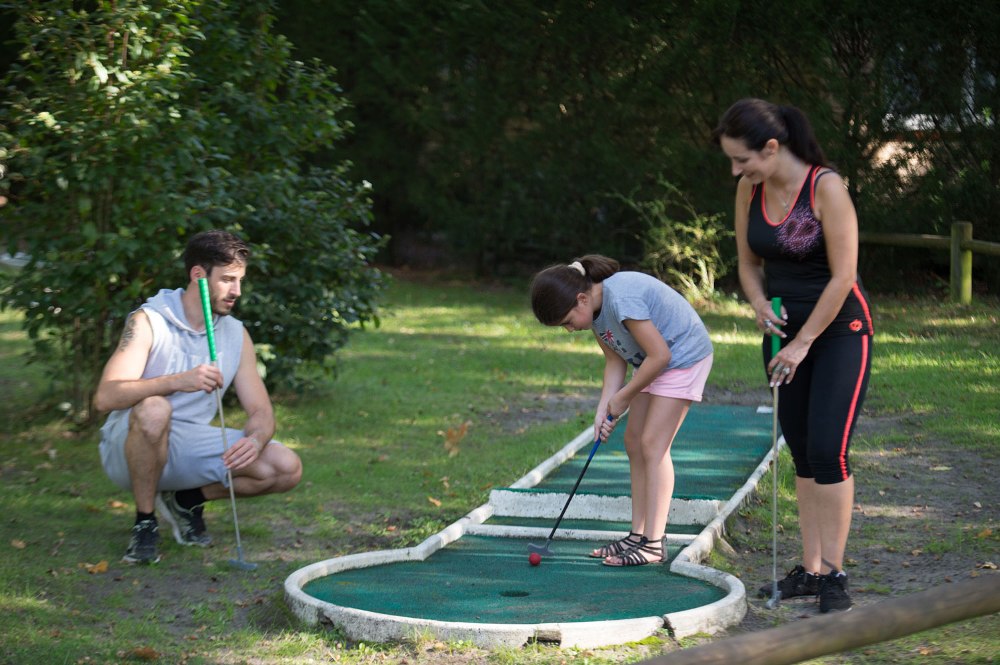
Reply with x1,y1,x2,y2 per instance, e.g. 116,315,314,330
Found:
286,417,772,647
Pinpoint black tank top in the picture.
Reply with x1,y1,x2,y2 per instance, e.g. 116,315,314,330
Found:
747,165,873,337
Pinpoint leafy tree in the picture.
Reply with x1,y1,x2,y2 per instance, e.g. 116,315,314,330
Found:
278,0,999,291
0,0,385,421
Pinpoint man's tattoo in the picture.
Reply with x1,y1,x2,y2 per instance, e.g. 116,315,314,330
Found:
117,315,137,351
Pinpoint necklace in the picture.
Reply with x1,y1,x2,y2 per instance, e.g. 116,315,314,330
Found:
779,189,793,213
774,168,808,213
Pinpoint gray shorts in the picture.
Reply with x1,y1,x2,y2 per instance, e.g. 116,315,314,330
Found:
99,409,279,492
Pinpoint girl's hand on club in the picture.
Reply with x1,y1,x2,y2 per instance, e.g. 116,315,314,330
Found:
223,435,261,470
596,404,623,442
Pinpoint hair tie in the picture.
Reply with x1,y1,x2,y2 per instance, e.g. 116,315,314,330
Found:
568,261,585,276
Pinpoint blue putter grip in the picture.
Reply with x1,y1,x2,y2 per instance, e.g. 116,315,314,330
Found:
197,278,218,362
771,297,782,356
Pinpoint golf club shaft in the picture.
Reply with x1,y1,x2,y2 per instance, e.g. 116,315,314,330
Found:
770,385,779,604
198,278,250,563
214,381,245,556
544,438,601,541
770,296,782,606
542,415,613,542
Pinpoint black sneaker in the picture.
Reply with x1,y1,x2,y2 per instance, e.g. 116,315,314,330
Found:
819,570,852,613
122,519,161,564
758,564,820,599
155,491,212,547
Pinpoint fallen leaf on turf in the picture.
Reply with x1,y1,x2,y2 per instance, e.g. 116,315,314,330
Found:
11,539,26,549
127,647,159,660
108,500,128,509
440,421,470,457
83,561,108,574
978,561,997,570
973,501,982,509
427,496,441,507
977,528,992,539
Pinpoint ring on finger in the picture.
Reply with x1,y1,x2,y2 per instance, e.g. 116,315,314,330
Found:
764,320,772,328
782,366,791,374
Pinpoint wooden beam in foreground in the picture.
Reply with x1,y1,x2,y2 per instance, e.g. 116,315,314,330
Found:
644,574,1000,665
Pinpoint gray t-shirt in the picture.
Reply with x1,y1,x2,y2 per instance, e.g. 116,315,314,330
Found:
592,272,712,371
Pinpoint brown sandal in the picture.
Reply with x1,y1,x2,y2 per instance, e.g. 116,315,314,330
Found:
602,536,666,567
589,532,642,558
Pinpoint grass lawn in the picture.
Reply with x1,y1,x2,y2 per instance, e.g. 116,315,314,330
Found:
0,271,997,664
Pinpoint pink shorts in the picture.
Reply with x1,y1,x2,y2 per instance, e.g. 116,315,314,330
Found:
641,354,713,402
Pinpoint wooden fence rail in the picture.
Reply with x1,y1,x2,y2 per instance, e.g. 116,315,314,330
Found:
860,221,1000,303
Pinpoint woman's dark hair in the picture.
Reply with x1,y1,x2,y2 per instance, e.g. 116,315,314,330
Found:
530,254,620,325
183,229,251,275
712,98,828,167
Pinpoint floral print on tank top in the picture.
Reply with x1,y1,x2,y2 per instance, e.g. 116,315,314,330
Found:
775,196,822,259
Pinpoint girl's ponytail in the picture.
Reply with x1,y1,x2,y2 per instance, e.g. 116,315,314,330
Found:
530,254,620,325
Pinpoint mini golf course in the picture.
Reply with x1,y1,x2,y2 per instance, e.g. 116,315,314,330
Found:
286,403,780,648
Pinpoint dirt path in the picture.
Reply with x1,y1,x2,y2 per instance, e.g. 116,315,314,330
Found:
721,408,1000,654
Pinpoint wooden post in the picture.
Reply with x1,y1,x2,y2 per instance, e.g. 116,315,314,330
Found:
950,221,973,304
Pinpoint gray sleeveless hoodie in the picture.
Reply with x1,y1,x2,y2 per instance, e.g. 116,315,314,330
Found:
104,287,244,426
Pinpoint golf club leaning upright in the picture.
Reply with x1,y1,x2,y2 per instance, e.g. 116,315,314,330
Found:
765,296,782,609
528,415,614,557
198,278,257,571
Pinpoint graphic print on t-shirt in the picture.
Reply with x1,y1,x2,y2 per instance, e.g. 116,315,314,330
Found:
600,328,628,357
600,328,645,368
600,329,616,347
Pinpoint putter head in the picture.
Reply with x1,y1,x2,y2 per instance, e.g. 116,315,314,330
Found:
765,589,781,609
527,542,553,557
229,558,258,571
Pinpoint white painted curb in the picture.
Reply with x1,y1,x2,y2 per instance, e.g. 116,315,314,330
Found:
490,488,724,525
463,523,697,547
285,413,775,648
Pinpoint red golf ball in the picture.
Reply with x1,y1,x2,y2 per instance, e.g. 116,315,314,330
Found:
529,552,542,566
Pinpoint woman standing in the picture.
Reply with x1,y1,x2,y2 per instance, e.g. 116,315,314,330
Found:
714,99,873,612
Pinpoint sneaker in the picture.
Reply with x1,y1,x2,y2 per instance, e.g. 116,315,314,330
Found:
155,491,212,547
758,564,820,599
122,519,161,564
819,570,852,613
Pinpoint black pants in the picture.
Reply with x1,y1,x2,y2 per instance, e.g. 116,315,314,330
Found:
765,332,872,484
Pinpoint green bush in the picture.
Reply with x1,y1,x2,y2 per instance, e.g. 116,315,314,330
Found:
0,0,385,419
613,178,733,302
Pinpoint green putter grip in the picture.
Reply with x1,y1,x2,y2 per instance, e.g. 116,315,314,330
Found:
771,296,782,356
197,278,218,362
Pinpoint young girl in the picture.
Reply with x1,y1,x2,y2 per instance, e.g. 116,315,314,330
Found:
530,255,713,566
